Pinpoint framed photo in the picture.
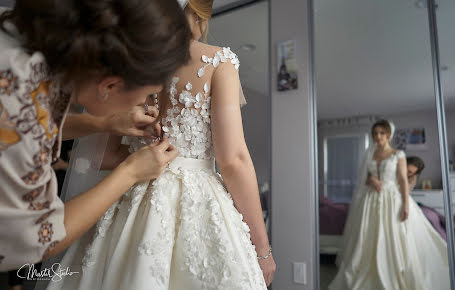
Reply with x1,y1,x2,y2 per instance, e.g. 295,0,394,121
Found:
392,128,426,150
277,40,298,91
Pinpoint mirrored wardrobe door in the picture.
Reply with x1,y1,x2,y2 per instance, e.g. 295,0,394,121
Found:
313,0,452,289
208,1,272,237
432,0,455,266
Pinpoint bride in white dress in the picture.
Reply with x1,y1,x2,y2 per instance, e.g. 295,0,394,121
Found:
41,0,275,289
329,119,449,290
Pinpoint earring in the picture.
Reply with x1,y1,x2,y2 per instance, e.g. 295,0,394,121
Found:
196,16,200,24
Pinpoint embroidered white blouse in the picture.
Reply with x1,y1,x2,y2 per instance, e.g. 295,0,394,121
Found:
0,28,70,271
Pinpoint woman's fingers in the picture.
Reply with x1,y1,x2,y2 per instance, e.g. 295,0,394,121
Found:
259,256,276,286
165,144,179,159
144,105,159,118
153,122,162,138
155,138,170,152
401,208,409,221
128,128,148,137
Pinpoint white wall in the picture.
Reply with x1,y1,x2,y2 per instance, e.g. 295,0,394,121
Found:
271,0,316,289
385,109,443,188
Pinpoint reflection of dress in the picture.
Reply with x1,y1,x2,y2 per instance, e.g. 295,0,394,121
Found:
44,47,267,290
329,150,450,290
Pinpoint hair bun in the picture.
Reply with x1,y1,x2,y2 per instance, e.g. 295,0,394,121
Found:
1,0,191,88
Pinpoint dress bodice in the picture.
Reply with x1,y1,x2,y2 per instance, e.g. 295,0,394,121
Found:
367,150,406,184
128,47,240,160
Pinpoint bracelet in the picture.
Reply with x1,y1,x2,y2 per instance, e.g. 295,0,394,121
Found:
257,247,272,260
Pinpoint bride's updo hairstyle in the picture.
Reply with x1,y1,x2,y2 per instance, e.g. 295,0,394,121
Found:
371,119,392,139
0,0,192,88
187,0,214,42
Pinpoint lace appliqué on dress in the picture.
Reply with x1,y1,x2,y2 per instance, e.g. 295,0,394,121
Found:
161,76,212,159
81,200,120,267
368,150,406,184
197,47,240,77
157,47,240,160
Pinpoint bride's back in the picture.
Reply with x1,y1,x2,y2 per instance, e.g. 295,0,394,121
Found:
155,40,241,160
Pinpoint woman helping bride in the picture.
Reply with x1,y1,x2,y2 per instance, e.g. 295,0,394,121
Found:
329,119,449,290
40,0,275,289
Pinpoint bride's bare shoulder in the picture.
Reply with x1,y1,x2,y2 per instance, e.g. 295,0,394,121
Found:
190,41,223,58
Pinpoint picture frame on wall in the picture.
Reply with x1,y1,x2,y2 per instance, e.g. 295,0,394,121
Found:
393,128,427,150
277,40,298,91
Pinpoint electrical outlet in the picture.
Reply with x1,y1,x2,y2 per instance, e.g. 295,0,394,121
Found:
293,262,307,284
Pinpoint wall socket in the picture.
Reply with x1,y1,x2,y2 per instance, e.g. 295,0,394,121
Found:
293,262,307,284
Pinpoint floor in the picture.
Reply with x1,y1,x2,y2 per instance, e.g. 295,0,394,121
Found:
320,254,338,290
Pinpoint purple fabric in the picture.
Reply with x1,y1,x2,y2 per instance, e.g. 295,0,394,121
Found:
319,195,349,235
418,203,447,241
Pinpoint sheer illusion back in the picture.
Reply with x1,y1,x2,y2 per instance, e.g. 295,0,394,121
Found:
129,45,241,160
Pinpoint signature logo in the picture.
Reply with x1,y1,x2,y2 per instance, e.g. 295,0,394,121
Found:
17,263,79,281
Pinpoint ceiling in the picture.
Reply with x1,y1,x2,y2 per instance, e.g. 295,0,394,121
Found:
209,0,269,96
315,0,455,120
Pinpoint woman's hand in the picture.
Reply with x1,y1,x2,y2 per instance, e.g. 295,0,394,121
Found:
103,105,161,137
259,256,276,286
51,158,69,171
63,105,161,141
368,176,382,192
257,247,276,286
401,201,409,221
120,137,178,183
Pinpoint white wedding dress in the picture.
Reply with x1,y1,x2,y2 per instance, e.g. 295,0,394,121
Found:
44,47,267,290
329,150,450,290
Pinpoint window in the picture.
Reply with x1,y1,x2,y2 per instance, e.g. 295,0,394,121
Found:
324,134,368,203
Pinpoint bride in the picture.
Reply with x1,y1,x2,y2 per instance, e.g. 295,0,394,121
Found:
329,119,449,290
41,0,275,289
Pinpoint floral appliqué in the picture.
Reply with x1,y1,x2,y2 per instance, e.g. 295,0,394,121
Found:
115,48,265,289
81,200,120,267
198,47,240,77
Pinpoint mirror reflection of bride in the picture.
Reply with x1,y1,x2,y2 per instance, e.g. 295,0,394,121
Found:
329,119,449,290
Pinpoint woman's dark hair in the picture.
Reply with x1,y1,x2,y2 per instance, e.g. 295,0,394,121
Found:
0,0,191,87
371,119,392,138
407,156,425,175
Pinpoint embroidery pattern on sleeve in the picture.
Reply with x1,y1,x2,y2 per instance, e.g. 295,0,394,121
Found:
0,69,19,95
38,221,54,245
0,101,21,152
